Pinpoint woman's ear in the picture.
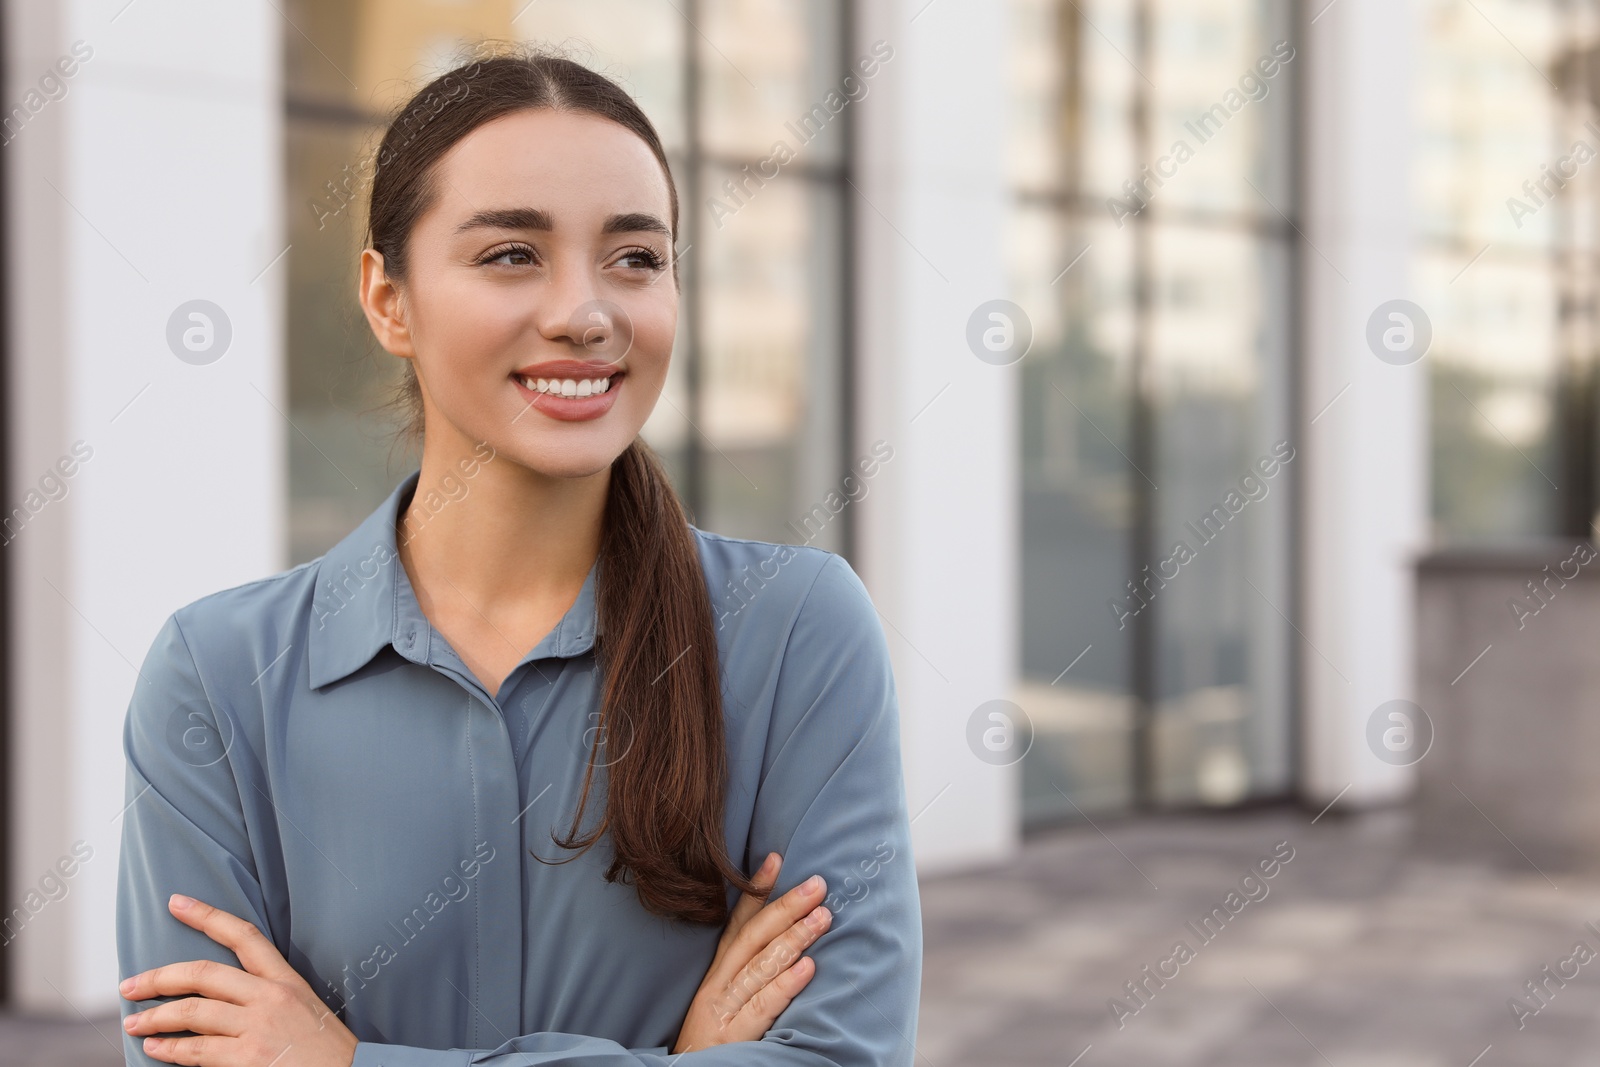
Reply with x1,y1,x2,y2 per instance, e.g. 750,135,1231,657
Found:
357,248,415,358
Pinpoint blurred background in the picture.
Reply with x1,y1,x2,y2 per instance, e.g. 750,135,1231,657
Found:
6,0,1600,1063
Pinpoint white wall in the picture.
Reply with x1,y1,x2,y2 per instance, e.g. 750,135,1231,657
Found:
4,0,284,1013
853,0,1019,872
1298,0,1425,806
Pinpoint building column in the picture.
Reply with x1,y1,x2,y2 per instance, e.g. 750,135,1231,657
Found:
4,0,284,1012
852,0,1018,871
1298,0,1426,807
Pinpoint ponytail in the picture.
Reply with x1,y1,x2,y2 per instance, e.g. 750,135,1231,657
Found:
548,439,756,923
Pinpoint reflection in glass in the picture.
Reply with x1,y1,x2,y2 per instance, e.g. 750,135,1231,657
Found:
1148,225,1292,806
285,117,414,563
1008,0,1137,201
1148,0,1293,216
700,0,846,167
699,170,844,549
1010,0,1294,821
1014,210,1137,818
1418,0,1577,541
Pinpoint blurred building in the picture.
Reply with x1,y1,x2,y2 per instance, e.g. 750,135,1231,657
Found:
0,0,1581,1023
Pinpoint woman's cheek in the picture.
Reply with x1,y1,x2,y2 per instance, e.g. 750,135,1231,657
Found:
615,320,669,381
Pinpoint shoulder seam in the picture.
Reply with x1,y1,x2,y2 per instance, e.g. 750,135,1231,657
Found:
175,558,321,616
692,526,837,559
165,612,223,729
793,551,842,623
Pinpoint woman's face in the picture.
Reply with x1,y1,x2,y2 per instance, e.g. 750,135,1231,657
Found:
362,107,677,479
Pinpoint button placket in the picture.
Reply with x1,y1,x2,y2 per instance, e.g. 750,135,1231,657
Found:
462,689,526,1042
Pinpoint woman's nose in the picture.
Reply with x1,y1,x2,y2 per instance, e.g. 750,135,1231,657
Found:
565,298,635,366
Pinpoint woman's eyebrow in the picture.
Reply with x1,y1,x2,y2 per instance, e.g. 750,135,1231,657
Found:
453,208,669,237
455,207,553,233
601,212,670,237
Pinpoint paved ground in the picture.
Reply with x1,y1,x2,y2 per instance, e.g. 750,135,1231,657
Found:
917,805,1600,1067
7,805,1600,1066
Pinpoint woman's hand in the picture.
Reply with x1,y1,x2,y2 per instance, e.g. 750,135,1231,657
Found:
120,893,358,1067
672,852,832,1054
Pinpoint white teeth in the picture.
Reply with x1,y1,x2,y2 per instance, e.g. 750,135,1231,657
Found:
519,375,614,396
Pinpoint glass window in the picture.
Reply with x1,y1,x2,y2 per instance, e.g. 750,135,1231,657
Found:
697,168,844,545
1014,207,1138,817
1010,0,1295,821
1418,0,1573,542
1148,223,1293,806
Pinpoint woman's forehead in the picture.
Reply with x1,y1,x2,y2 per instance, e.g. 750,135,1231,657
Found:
430,109,672,225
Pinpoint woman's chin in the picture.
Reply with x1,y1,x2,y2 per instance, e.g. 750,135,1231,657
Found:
495,435,635,482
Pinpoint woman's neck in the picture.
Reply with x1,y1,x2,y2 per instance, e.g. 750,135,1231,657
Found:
396,442,609,617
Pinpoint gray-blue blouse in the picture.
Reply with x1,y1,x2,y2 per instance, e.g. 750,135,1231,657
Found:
116,469,922,1065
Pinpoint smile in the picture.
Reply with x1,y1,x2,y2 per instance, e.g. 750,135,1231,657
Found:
516,374,614,397
509,368,624,423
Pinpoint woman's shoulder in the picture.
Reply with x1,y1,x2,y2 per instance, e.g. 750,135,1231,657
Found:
689,529,898,746
124,560,325,751
690,525,832,577
153,558,323,678
168,557,321,628
689,526,881,646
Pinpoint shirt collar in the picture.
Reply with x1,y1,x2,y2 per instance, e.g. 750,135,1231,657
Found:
307,469,601,689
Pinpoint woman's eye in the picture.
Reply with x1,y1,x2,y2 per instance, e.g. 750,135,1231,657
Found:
618,247,666,271
480,245,536,267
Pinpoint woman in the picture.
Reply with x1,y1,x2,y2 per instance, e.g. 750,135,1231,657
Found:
114,48,921,1067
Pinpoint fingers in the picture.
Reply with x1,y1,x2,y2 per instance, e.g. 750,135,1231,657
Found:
137,1033,249,1065
673,862,832,1055
741,954,817,1031
120,957,260,1006
689,954,817,1049
725,873,829,974
722,853,783,943
165,894,296,981
718,902,832,1025
123,994,246,1039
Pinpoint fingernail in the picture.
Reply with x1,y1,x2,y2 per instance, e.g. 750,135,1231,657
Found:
119,977,135,995
803,874,824,893
169,893,194,910
762,852,778,873
124,1014,139,1031
805,905,829,929
144,1038,161,1050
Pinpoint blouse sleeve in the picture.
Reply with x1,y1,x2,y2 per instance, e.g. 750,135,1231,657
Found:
350,552,924,1067
717,550,925,1066
116,611,282,1065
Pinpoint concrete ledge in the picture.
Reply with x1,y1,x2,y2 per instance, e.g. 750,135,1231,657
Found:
1415,539,1600,873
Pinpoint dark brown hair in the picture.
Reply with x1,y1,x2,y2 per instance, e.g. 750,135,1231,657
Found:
364,45,755,924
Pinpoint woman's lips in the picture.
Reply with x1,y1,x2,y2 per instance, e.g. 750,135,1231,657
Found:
511,372,622,422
